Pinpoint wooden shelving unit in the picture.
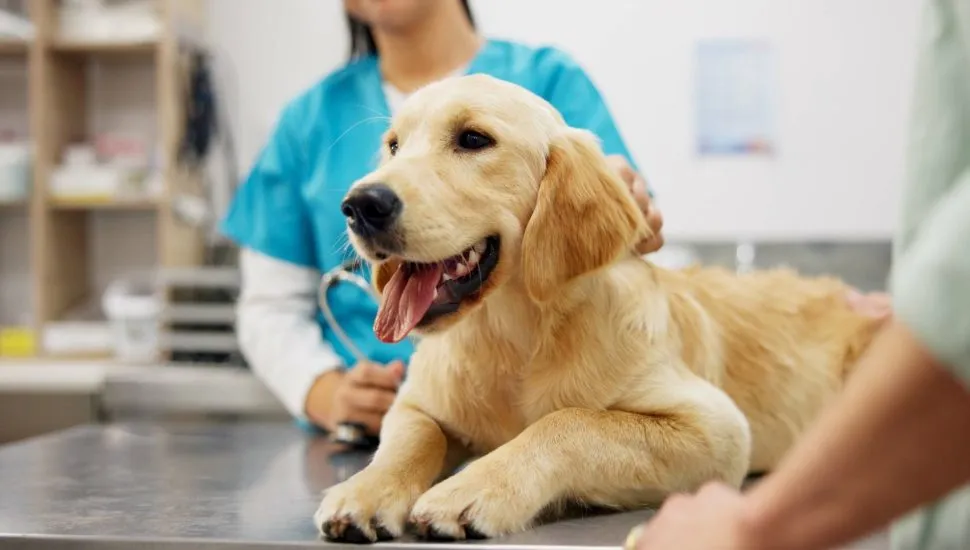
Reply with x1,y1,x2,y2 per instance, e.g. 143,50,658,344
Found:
48,196,161,211
0,39,28,56
0,0,207,360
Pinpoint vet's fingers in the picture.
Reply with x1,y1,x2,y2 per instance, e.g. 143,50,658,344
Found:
635,203,665,255
346,386,397,414
627,493,695,550
606,155,637,187
845,289,893,320
632,181,652,216
624,524,645,550
348,361,403,390
385,360,406,380
645,201,663,234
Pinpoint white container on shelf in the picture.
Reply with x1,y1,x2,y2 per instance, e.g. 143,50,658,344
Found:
0,141,30,203
58,0,160,43
63,144,97,166
50,164,121,199
102,275,162,363
42,321,113,356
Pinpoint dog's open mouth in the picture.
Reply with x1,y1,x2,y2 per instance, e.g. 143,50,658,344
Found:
374,236,500,343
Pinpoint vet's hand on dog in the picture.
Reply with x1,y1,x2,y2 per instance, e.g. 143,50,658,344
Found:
305,361,404,434
625,482,767,550
606,155,664,255
845,289,892,321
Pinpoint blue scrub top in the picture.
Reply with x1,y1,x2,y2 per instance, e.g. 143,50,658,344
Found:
220,38,641,372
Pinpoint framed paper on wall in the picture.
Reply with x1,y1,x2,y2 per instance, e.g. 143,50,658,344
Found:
694,39,778,157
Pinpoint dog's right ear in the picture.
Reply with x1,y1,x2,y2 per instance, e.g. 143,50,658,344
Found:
521,128,648,303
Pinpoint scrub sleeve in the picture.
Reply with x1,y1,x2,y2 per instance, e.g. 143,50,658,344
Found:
888,1,970,548
221,104,315,269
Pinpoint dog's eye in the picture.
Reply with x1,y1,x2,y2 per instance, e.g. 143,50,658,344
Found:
457,130,493,151
388,139,399,156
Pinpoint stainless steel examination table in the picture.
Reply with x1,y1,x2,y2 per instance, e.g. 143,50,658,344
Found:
0,423,890,549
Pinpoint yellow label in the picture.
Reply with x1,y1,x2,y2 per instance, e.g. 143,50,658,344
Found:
0,327,37,357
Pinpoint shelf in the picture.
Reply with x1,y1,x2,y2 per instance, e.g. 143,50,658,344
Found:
49,39,157,57
0,39,28,57
0,199,29,211
49,197,161,211
5,0,209,356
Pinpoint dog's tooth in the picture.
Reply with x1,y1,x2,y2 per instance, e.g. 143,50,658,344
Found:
455,263,469,277
467,250,481,267
474,241,487,254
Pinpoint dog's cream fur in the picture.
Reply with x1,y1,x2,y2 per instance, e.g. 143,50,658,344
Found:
315,74,881,542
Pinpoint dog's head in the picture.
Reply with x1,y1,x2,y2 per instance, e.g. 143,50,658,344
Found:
342,74,648,343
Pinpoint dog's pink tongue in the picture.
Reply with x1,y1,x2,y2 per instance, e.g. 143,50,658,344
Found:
374,264,443,343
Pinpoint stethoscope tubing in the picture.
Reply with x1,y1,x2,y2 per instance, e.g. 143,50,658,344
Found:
317,258,415,449
318,258,377,364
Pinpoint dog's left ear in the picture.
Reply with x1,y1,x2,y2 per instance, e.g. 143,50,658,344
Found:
522,128,649,303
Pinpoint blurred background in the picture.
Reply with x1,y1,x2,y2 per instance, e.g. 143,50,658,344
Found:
0,0,919,442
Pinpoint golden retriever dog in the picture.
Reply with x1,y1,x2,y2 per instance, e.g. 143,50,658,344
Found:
314,74,881,544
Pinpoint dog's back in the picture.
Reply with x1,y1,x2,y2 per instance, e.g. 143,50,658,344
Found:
641,261,882,470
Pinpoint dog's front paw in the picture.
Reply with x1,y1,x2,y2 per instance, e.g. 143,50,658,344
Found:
314,469,421,544
408,468,538,541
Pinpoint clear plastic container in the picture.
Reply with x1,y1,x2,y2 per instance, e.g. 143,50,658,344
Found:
102,275,162,363
0,142,30,203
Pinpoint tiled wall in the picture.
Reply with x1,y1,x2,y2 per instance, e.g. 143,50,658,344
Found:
658,240,893,292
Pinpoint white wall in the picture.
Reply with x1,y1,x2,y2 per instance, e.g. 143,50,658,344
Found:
206,0,922,241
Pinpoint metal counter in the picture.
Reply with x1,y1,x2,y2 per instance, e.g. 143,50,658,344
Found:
0,423,890,549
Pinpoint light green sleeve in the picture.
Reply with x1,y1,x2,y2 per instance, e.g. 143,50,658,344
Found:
890,0,970,386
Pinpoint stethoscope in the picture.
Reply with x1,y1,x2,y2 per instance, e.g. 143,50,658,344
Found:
318,258,416,449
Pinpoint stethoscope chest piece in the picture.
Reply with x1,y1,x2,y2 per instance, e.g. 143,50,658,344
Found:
331,422,380,450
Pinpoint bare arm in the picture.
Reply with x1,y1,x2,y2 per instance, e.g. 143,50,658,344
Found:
741,320,970,550
632,321,970,550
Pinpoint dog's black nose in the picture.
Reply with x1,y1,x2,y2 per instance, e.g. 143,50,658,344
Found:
341,183,402,236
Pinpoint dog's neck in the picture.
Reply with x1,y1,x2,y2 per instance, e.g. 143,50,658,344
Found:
449,253,660,368
472,277,543,355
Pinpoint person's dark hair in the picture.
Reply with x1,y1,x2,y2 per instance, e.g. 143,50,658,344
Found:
347,0,475,59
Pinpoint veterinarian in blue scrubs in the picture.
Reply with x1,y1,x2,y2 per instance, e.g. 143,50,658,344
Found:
220,0,664,436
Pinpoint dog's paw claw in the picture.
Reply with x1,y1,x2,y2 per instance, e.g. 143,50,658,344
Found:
425,525,458,542
408,468,533,540
374,523,394,542
321,516,353,542
319,515,395,545
321,518,394,545
408,514,490,542
314,474,417,544
464,524,488,540
341,523,373,545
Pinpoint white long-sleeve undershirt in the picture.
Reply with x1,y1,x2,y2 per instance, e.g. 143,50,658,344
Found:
236,248,344,421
